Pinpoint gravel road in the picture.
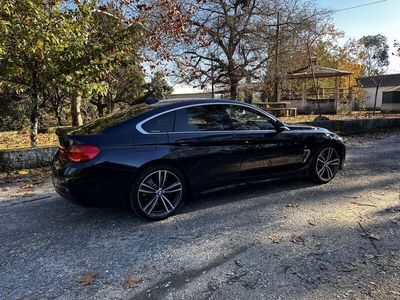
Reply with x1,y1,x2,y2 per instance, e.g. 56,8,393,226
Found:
0,131,399,300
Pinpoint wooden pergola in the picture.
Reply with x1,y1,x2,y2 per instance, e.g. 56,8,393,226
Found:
284,59,353,103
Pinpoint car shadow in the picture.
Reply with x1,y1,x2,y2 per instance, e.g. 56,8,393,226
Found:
186,177,316,211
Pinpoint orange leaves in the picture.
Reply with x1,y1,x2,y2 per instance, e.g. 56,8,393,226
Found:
77,272,97,285
123,274,141,289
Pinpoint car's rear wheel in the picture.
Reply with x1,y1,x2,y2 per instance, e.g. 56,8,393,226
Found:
130,165,186,220
310,146,341,183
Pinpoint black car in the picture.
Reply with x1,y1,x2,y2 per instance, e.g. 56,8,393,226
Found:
52,99,345,220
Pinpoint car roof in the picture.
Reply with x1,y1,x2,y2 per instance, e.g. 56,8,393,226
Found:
141,98,262,119
149,98,241,110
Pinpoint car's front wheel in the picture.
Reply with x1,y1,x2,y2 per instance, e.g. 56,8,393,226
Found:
310,146,341,183
130,165,186,220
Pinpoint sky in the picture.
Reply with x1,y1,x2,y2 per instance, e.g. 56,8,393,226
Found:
317,0,400,73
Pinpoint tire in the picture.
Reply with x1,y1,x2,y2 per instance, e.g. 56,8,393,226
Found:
129,164,186,220
310,145,341,184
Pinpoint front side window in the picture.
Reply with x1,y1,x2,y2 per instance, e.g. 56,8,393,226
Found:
142,112,174,133
174,105,229,132
225,105,276,130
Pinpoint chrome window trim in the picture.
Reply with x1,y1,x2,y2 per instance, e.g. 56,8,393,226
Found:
169,129,277,134
136,102,279,135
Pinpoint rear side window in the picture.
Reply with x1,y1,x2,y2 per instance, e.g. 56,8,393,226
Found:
142,112,174,133
174,105,230,132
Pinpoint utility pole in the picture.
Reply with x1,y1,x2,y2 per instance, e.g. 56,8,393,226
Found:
272,12,280,103
211,56,215,98
307,42,322,118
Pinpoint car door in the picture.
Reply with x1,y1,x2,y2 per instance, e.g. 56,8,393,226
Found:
224,104,307,179
167,104,243,187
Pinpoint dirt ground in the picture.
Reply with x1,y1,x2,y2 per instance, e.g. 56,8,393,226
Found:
0,130,399,300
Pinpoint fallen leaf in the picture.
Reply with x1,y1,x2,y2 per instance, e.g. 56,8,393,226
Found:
124,275,141,289
21,192,36,198
291,235,304,244
32,179,45,186
20,184,34,190
17,170,29,175
390,291,400,296
286,203,299,208
368,233,381,241
78,272,97,285
269,235,283,244
341,264,357,272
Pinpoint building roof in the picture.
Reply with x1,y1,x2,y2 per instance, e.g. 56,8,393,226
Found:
358,74,400,88
287,62,352,79
383,85,400,92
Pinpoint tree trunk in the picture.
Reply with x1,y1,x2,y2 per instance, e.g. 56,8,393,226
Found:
244,75,252,104
30,94,39,147
106,93,115,114
373,79,381,115
230,80,238,99
56,111,63,126
30,70,39,147
71,91,83,126
98,104,104,117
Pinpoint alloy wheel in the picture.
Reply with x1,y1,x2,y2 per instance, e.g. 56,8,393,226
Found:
316,147,340,181
137,170,183,217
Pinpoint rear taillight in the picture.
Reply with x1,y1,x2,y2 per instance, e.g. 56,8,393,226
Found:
60,145,100,163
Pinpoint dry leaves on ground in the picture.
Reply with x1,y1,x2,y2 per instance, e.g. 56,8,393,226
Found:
269,235,283,244
77,272,97,285
20,184,34,190
286,203,299,208
21,192,37,198
124,275,141,289
0,131,57,150
291,235,305,244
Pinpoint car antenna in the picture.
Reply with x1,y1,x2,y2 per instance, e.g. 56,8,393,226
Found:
145,97,159,105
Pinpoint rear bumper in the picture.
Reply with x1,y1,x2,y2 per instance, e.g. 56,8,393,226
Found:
52,152,138,207
52,171,132,207
52,176,83,205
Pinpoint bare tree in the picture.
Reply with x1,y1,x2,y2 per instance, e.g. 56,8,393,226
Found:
172,0,332,100
358,34,389,114
174,0,268,99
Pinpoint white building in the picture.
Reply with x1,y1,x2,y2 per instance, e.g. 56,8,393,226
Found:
358,74,400,111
